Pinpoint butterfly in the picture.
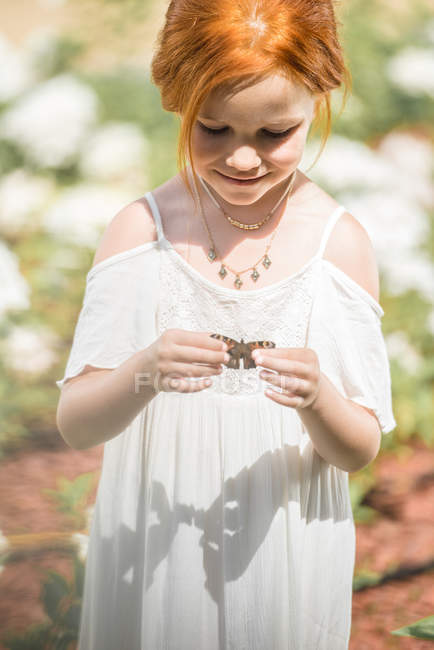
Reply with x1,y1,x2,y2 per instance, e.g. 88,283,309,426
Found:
210,333,276,369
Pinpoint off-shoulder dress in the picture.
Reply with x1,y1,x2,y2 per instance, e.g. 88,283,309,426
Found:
56,190,396,650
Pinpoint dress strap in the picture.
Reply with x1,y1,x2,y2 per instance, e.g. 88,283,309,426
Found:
315,205,347,260
144,191,166,244
303,205,346,350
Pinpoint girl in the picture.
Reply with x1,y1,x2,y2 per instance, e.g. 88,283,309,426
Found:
56,1,396,648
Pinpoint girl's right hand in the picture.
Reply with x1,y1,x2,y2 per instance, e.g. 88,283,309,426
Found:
146,328,229,394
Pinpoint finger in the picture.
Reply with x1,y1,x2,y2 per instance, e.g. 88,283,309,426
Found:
170,362,224,377
260,373,305,394
165,376,213,393
175,330,228,351
255,356,307,376
175,343,229,367
205,332,229,349
254,347,307,359
264,386,303,408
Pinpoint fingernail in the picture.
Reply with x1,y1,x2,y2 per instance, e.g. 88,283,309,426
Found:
255,355,263,364
224,353,230,362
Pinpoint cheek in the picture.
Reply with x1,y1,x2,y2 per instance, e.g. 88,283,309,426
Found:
271,129,310,166
192,128,218,159
270,140,301,166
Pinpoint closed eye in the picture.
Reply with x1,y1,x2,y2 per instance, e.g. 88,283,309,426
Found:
197,122,298,139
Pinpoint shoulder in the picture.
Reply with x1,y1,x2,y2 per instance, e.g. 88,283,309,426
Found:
296,173,380,304
323,209,380,303
90,194,158,269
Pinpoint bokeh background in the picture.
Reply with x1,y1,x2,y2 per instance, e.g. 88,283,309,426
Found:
0,0,433,647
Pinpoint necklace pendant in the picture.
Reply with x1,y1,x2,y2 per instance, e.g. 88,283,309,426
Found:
207,247,217,262
234,275,243,289
262,254,271,268
251,268,260,282
218,264,227,279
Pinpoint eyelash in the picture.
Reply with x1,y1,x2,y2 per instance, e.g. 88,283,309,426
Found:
198,122,297,139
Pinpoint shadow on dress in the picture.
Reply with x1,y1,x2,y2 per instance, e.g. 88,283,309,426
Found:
79,439,353,649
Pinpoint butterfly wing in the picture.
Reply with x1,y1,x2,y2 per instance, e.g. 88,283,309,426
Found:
244,340,276,369
210,333,241,369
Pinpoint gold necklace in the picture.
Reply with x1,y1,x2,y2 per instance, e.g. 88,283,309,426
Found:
190,169,297,290
199,172,295,231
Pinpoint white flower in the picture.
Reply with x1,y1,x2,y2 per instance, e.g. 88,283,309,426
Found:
0,33,35,102
0,242,31,317
79,122,149,182
71,533,89,563
1,325,60,375
336,191,429,253
376,132,433,205
23,26,67,78
0,74,99,168
43,183,135,247
301,132,433,206
0,169,54,235
85,505,94,531
380,252,434,303
301,135,396,192
385,331,423,374
335,190,433,303
386,47,434,98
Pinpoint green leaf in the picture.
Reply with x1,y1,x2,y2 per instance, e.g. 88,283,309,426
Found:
391,614,434,639
42,472,96,528
1,621,51,649
353,569,381,591
61,601,82,630
41,570,70,621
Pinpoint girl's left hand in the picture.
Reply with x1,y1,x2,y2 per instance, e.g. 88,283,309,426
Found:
251,347,321,409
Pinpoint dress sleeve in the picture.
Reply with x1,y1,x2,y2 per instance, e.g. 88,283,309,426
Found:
307,262,396,435
55,243,160,390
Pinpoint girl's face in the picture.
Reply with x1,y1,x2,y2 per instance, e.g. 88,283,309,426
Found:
191,73,317,207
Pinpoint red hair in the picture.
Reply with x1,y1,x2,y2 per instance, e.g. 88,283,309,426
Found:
151,0,351,202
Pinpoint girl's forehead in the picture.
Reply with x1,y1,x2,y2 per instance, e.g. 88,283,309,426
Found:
200,75,314,120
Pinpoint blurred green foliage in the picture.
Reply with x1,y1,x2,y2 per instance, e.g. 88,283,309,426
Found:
80,68,180,187
335,0,434,140
392,614,434,640
2,556,84,649
43,472,97,530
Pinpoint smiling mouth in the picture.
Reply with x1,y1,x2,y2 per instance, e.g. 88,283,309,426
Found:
218,171,267,181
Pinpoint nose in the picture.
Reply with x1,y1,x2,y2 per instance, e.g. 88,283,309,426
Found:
226,145,262,171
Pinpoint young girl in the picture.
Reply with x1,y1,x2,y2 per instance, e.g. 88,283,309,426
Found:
56,1,396,648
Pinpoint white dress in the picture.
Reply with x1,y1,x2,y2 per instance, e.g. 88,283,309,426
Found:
56,190,396,650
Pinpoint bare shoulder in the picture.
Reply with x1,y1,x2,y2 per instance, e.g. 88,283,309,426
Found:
91,195,159,269
298,174,380,303
324,209,380,303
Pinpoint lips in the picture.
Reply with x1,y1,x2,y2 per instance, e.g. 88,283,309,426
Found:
218,171,266,181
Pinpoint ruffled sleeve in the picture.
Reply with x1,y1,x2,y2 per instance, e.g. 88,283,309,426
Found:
55,242,161,390
307,260,396,434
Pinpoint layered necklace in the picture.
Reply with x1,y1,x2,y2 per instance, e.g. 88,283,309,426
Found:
189,167,297,289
